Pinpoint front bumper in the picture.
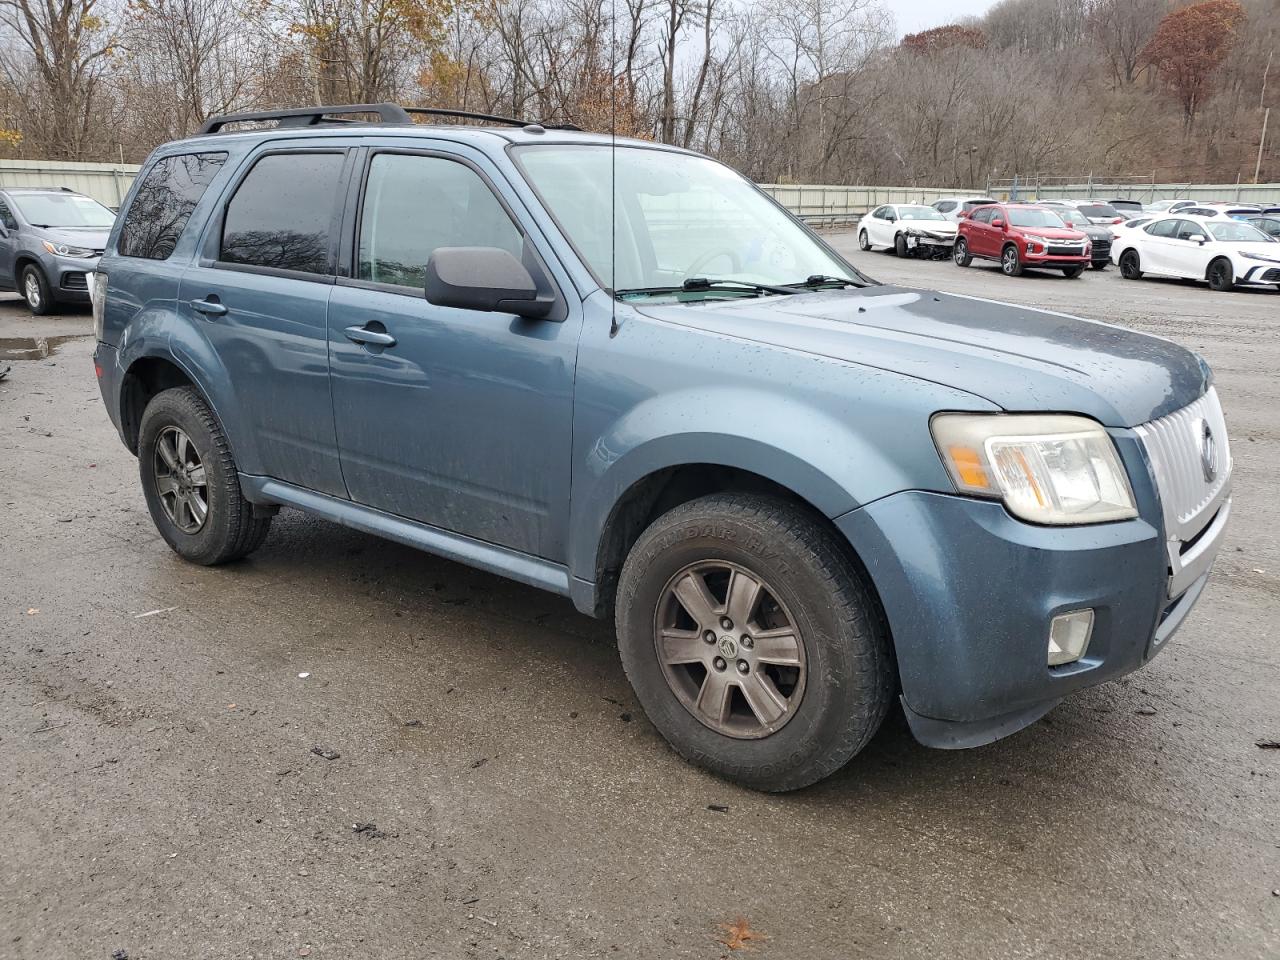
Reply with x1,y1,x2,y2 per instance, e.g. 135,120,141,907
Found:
837,455,1228,748
48,252,99,301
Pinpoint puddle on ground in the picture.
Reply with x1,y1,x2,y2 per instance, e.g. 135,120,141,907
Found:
0,334,86,360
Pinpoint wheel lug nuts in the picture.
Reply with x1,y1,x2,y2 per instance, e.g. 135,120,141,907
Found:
703,630,716,643
720,617,733,630
736,660,749,674
712,656,727,671
740,635,753,649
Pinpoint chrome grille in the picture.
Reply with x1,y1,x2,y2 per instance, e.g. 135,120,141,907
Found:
1134,387,1232,598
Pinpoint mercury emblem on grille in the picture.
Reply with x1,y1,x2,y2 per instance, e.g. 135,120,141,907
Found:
1200,419,1218,483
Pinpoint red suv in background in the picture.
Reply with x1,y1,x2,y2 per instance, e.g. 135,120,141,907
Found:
954,203,1092,278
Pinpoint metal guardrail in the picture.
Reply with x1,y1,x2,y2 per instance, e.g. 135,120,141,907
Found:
0,159,1274,221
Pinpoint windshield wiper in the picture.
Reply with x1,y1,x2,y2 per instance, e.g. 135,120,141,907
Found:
616,277,801,299
788,274,864,289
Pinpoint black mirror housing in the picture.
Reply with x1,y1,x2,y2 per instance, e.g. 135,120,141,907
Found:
424,246,555,319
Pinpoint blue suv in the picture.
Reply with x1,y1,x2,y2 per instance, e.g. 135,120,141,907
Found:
92,104,1232,791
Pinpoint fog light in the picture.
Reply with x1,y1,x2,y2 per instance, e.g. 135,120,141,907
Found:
1048,609,1094,666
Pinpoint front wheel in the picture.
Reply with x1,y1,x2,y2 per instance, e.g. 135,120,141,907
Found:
1090,261,1107,271
1207,258,1234,292
953,238,972,267
858,230,871,252
138,386,272,565
20,264,54,315
1063,265,1086,278
1001,244,1024,277
616,493,893,792
1119,250,1143,280
894,233,909,257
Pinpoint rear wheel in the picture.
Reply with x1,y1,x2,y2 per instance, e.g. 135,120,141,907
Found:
1001,244,1023,277
21,264,54,315
1063,265,1086,278
1207,258,1234,292
1119,250,1142,280
616,493,893,792
858,230,871,251
138,386,272,565
953,238,972,267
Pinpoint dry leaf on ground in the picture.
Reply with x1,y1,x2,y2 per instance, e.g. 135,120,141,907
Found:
717,916,766,951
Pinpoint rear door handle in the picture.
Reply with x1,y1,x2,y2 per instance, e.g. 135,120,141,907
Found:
191,297,227,317
344,324,397,348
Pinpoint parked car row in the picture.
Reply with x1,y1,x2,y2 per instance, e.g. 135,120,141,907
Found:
856,194,1280,291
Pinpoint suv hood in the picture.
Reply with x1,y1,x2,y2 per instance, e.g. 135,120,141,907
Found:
637,286,1208,427
1014,226,1086,241
34,226,111,251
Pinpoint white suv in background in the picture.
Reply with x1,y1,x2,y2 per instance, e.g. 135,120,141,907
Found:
931,196,999,223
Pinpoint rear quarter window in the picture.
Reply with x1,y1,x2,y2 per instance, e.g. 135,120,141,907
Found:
117,152,227,260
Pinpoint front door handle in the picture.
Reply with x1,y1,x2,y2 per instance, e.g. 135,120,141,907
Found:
191,297,227,317
344,324,397,348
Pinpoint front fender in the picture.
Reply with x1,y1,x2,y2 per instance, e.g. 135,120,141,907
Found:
566,382,977,586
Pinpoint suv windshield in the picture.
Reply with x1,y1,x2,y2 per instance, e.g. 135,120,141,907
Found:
898,205,945,221
1058,210,1090,228
1075,203,1119,220
513,144,863,297
10,192,115,228
1007,208,1068,228
1207,221,1273,242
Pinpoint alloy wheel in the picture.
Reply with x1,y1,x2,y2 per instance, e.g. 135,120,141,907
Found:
153,426,209,533
23,271,41,310
654,560,806,739
1002,248,1018,275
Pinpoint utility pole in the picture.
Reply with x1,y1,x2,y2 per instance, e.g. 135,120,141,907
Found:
1257,107,1271,185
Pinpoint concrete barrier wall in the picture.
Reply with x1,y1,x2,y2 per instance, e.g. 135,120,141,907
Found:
0,159,142,208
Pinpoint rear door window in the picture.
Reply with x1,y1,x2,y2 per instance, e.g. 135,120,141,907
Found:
220,152,345,275
0,198,16,231
1146,219,1177,238
969,207,993,224
118,152,227,260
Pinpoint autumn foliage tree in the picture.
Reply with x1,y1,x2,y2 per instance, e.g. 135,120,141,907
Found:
901,25,987,54
1141,0,1247,128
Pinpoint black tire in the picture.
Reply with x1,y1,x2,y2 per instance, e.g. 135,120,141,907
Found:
953,237,972,267
20,263,54,316
1119,250,1142,280
1001,244,1023,277
1090,261,1107,270
858,230,871,252
1063,266,1086,278
894,233,909,258
138,386,271,565
1207,258,1234,292
616,493,893,792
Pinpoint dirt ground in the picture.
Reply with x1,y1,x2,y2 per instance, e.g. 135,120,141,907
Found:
2,241,1278,960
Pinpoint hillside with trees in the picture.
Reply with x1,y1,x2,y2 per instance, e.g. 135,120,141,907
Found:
0,0,1274,187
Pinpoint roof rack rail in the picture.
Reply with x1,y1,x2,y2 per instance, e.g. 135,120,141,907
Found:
198,103,583,135
198,104,412,134
400,106,581,131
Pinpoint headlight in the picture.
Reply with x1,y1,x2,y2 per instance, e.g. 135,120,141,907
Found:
1242,251,1280,263
42,240,95,258
931,414,1138,525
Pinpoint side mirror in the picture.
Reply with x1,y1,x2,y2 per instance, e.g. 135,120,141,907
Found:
1188,234,1208,244
956,210,968,219
991,217,1006,229
424,246,554,320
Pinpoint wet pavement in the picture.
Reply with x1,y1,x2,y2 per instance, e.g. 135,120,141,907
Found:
1,257,1278,960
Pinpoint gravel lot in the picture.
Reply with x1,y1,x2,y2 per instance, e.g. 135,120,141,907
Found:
2,237,1278,960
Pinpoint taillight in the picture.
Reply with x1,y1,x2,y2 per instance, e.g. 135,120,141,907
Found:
89,271,106,341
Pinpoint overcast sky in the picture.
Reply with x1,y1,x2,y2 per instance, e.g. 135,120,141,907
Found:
885,0,998,35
